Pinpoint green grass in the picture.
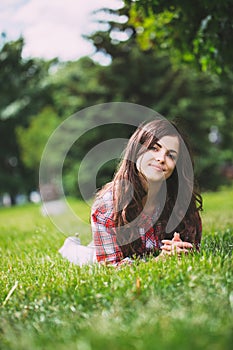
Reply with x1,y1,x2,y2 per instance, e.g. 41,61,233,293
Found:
0,189,233,350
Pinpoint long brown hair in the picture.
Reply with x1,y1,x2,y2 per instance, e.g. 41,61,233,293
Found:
96,119,202,257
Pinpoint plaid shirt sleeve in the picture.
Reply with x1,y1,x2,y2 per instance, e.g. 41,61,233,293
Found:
91,196,123,264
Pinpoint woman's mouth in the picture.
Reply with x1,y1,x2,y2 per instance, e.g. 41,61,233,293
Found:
149,163,164,172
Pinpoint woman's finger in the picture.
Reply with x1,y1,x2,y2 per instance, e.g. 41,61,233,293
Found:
161,244,191,255
161,239,173,245
161,244,171,251
173,241,193,249
162,240,193,249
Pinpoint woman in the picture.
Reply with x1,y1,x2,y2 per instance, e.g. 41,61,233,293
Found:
91,118,202,265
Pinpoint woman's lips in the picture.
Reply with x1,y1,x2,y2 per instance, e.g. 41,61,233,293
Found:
149,163,164,172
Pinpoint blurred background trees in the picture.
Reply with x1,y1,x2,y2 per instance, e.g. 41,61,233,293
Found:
125,0,233,74
0,37,55,203
0,1,233,203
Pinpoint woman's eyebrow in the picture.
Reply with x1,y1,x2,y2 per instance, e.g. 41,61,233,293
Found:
155,141,178,154
168,149,178,154
154,141,162,148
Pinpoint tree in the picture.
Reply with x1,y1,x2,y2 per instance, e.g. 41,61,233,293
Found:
14,6,233,197
125,0,233,74
16,107,61,170
16,56,109,197
47,56,108,118
0,37,55,201
78,6,233,191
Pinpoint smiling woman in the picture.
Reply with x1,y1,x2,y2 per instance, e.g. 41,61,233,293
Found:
59,118,203,266
90,119,203,265
136,135,179,182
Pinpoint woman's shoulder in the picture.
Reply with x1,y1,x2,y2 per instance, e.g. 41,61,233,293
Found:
91,187,115,226
91,187,114,214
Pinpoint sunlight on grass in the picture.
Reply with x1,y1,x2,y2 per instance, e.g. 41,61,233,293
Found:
0,187,232,350
202,186,233,231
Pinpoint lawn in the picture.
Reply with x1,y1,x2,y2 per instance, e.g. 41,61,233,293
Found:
0,188,232,350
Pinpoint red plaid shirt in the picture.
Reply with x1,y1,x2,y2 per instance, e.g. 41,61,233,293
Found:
91,190,202,265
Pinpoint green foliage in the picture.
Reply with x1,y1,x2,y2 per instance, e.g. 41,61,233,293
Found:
1,7,233,198
0,189,232,350
16,107,61,170
0,37,55,197
48,57,107,117
83,7,233,191
125,0,233,74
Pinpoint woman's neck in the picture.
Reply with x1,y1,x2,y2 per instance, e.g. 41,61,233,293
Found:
142,181,163,215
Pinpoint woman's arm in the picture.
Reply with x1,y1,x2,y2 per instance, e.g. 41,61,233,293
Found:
91,208,124,264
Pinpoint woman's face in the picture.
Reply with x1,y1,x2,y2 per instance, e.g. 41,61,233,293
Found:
136,135,179,183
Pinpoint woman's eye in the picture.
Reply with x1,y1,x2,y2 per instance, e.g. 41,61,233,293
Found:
168,153,176,160
150,146,159,151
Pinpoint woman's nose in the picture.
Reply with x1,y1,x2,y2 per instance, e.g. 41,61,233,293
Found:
156,151,165,163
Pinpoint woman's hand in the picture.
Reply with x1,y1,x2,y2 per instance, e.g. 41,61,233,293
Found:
160,232,193,256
